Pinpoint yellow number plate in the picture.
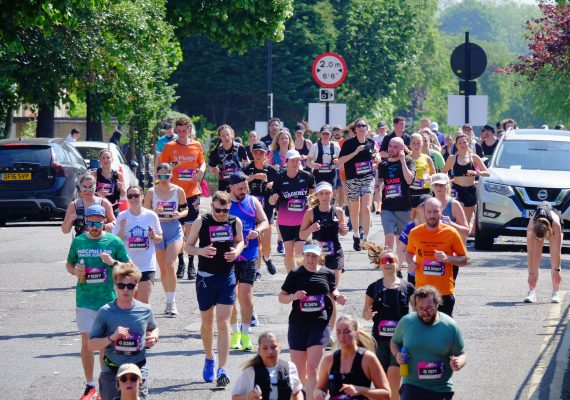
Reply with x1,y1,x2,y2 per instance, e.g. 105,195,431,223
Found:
1,172,32,181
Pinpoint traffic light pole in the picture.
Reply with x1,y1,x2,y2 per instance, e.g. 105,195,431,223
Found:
465,32,470,124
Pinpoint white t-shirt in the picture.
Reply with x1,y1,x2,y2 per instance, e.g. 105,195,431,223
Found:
373,134,385,146
113,209,162,272
308,141,341,166
231,361,303,400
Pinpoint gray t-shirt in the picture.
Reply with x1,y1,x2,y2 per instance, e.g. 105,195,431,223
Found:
90,299,157,365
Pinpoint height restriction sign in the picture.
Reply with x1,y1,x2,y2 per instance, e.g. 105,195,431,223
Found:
312,52,347,88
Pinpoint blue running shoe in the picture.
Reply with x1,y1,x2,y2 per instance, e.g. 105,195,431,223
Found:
277,240,284,254
216,368,230,387
203,357,215,382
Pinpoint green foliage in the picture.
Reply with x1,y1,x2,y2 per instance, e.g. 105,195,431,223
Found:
19,118,37,138
67,92,87,118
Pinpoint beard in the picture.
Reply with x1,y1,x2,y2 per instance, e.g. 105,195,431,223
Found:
236,192,246,201
418,313,437,325
426,218,439,228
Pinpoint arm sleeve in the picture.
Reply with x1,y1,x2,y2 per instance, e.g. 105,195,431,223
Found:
475,144,484,158
307,173,316,190
391,316,406,346
281,270,297,293
89,309,106,339
406,157,416,175
67,239,78,264
114,239,131,262
197,144,205,165
450,322,465,355
327,269,336,292
365,282,376,299
230,367,255,396
338,141,350,157
452,230,467,256
380,135,390,152
146,308,158,331
271,175,282,196
158,145,170,164
238,146,248,160
406,229,417,255
208,148,219,167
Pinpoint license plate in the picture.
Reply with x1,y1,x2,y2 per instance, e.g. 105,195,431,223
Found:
523,209,536,218
1,172,32,181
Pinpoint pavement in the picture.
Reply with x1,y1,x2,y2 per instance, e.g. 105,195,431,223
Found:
0,196,569,399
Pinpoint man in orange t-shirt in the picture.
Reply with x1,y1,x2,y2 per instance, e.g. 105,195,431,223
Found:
159,117,206,279
406,197,468,317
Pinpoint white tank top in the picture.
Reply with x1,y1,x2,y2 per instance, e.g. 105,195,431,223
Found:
152,186,179,218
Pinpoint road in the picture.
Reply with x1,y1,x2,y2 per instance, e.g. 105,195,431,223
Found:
0,204,569,399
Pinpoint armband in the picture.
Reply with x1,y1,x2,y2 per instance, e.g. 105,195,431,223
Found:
178,203,188,212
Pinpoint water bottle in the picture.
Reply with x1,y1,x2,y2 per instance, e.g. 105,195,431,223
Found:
77,259,86,284
400,346,409,377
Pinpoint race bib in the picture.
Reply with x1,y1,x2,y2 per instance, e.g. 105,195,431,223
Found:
410,178,424,190
114,332,143,355
97,182,114,193
417,361,444,380
158,201,176,217
222,165,237,180
321,241,335,256
423,260,445,276
319,163,332,173
287,199,305,212
85,267,107,284
177,168,194,181
209,225,234,242
377,320,398,337
299,295,325,312
128,236,149,250
254,195,265,207
355,161,372,175
385,183,402,199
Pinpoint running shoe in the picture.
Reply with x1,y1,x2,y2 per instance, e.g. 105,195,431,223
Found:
96,394,101,400
524,290,537,303
230,332,241,349
241,333,253,352
176,263,185,279
216,368,230,387
359,226,364,239
255,271,262,281
251,312,260,327
277,240,284,254
265,258,277,275
80,385,96,400
203,357,216,382
187,265,196,281
164,301,171,315
353,236,361,251
552,292,561,304
170,302,179,316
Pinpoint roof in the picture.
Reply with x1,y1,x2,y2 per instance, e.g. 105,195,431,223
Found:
0,137,64,146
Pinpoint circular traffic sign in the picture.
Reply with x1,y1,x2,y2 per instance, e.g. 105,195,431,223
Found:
450,43,487,80
312,52,347,88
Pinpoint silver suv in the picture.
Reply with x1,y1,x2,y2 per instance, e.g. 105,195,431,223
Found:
475,129,570,250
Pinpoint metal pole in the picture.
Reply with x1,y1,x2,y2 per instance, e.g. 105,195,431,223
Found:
267,40,273,119
325,43,330,124
465,32,470,124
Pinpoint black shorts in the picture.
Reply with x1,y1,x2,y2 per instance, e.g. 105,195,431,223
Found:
400,384,454,400
375,340,398,371
180,195,200,225
410,189,431,208
313,170,336,186
438,295,455,317
235,259,257,285
263,205,275,225
279,225,302,242
325,251,344,271
288,322,330,351
452,183,477,207
140,271,156,283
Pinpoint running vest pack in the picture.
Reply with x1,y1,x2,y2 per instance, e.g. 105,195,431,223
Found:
230,194,258,261
253,360,293,400
328,348,371,399
197,213,238,274
74,197,103,235
314,142,336,184
216,141,244,181
312,207,342,262
370,278,411,341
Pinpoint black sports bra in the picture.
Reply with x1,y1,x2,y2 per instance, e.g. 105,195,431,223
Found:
452,154,474,177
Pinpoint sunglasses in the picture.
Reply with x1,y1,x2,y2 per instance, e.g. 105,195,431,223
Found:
380,256,397,264
81,186,96,191
116,283,136,290
213,207,229,214
86,221,104,228
355,124,368,128
157,174,171,179
127,193,142,199
119,374,139,383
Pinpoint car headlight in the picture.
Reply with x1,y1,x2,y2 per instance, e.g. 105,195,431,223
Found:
483,182,514,197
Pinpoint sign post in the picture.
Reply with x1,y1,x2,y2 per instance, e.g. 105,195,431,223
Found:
312,52,347,125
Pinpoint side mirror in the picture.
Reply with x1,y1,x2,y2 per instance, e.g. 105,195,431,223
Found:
130,160,139,169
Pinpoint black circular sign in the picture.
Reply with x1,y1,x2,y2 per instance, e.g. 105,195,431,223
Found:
450,43,487,80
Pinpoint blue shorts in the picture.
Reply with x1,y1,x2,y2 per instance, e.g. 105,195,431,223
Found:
196,271,236,311
288,322,330,351
155,220,183,250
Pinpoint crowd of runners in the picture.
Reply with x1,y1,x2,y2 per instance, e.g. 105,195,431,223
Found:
62,116,563,400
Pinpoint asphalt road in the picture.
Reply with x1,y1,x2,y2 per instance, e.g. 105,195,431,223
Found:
1,206,569,400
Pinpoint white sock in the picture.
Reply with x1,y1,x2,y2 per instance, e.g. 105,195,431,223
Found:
86,381,95,387
363,234,368,241
241,323,251,334
165,292,175,302
231,323,240,334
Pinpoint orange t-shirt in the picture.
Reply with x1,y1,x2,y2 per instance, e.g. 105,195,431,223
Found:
407,223,467,296
159,140,205,198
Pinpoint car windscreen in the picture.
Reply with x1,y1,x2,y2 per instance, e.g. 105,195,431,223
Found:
75,146,103,161
0,145,52,167
494,140,570,171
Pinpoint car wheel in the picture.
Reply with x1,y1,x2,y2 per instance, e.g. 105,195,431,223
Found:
475,223,494,250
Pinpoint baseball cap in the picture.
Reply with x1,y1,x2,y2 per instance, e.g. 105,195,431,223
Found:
229,171,248,185
85,204,106,218
303,243,322,256
320,124,332,133
286,149,301,160
252,141,268,152
316,182,333,193
116,363,142,379
430,173,450,187
294,123,305,133
332,125,342,132
71,128,80,134
430,122,439,131
462,123,473,130
377,121,386,129
482,124,495,133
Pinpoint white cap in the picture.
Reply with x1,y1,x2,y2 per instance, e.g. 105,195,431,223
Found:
316,182,333,193
430,122,439,131
286,149,301,160
303,243,322,256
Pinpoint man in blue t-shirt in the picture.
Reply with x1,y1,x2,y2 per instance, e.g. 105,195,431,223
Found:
155,123,178,158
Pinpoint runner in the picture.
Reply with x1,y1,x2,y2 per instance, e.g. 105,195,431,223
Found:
143,163,188,316
293,123,313,169
480,125,499,165
268,129,295,170
231,332,304,400
208,124,249,191
331,126,347,210
155,122,177,160
115,364,143,400
379,116,411,158
419,129,445,173
278,241,347,400
362,244,415,400
307,126,341,186
158,117,206,280
246,130,259,161
228,172,269,352
524,201,563,303
338,118,379,250
406,198,468,317
91,149,126,215
62,174,115,235
243,141,278,276
65,204,131,400
261,117,282,147
185,190,245,387
391,286,467,400
409,133,435,220
377,137,415,254
269,150,316,271
88,263,159,400
114,186,162,304
314,315,391,400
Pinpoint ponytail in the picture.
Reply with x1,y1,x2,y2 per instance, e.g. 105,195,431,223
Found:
307,192,320,208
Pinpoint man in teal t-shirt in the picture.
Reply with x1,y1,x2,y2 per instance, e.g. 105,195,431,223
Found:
391,285,466,400
65,204,131,400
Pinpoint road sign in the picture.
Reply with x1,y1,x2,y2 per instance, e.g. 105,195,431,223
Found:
319,88,335,102
450,42,487,81
312,52,347,88
308,103,346,131
448,95,488,126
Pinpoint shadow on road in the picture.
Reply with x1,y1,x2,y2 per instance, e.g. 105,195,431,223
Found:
22,286,74,293
0,331,76,341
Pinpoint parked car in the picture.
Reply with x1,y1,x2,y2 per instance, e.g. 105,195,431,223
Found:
475,129,570,249
0,137,88,224
70,141,139,188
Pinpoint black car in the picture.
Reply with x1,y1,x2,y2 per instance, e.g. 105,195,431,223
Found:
0,138,88,224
